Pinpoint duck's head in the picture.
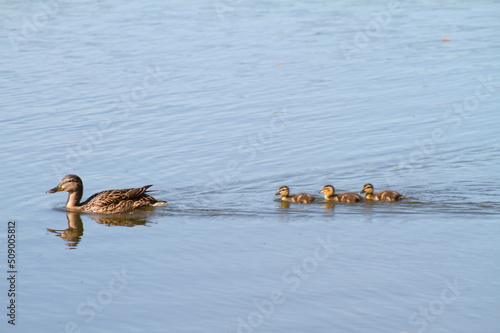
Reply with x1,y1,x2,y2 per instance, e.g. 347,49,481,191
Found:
359,183,374,194
275,186,290,197
319,185,335,196
47,174,83,194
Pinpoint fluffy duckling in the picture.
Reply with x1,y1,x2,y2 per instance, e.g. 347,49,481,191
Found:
274,186,316,204
319,185,363,203
47,174,167,214
359,183,404,202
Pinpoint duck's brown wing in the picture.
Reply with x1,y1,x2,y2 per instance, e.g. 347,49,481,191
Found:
132,193,162,209
377,190,404,202
82,185,154,213
336,192,363,203
293,193,316,203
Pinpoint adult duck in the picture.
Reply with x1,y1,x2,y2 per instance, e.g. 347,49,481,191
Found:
47,174,167,214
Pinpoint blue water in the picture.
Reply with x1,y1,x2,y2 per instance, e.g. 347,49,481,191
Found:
1,1,499,332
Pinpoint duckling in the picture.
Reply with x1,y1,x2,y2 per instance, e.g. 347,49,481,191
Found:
274,186,316,204
46,174,167,214
319,185,363,203
359,183,404,202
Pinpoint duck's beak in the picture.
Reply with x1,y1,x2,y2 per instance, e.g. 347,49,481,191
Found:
46,185,64,193
274,192,280,196
359,189,365,194
318,190,325,194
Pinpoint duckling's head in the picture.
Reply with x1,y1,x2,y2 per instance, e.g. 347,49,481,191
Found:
319,185,335,196
47,174,83,194
275,186,290,197
359,183,374,194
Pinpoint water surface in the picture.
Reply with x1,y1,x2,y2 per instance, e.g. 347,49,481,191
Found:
1,1,499,332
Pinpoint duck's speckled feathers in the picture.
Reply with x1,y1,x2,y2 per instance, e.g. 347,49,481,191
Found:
275,185,316,204
359,183,404,202
81,185,160,214
47,174,167,214
319,185,363,203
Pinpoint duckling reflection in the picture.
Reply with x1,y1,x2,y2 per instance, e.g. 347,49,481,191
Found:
359,183,404,202
47,212,84,249
280,200,291,209
322,202,336,210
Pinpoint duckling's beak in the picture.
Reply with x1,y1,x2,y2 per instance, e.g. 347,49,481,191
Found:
359,189,365,194
274,192,280,196
318,190,325,194
46,185,64,193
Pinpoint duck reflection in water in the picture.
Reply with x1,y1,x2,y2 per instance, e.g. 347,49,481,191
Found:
47,211,154,249
89,212,149,227
280,201,290,209
47,212,84,249
322,202,336,210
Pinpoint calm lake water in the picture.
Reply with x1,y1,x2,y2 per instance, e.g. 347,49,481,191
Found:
1,1,499,332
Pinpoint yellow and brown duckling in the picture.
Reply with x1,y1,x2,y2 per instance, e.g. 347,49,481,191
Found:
274,185,316,204
47,174,167,214
359,183,404,202
319,185,363,203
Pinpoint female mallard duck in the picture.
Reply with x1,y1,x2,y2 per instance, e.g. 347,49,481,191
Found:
274,186,316,204
359,183,404,202
46,174,167,214
319,185,363,203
